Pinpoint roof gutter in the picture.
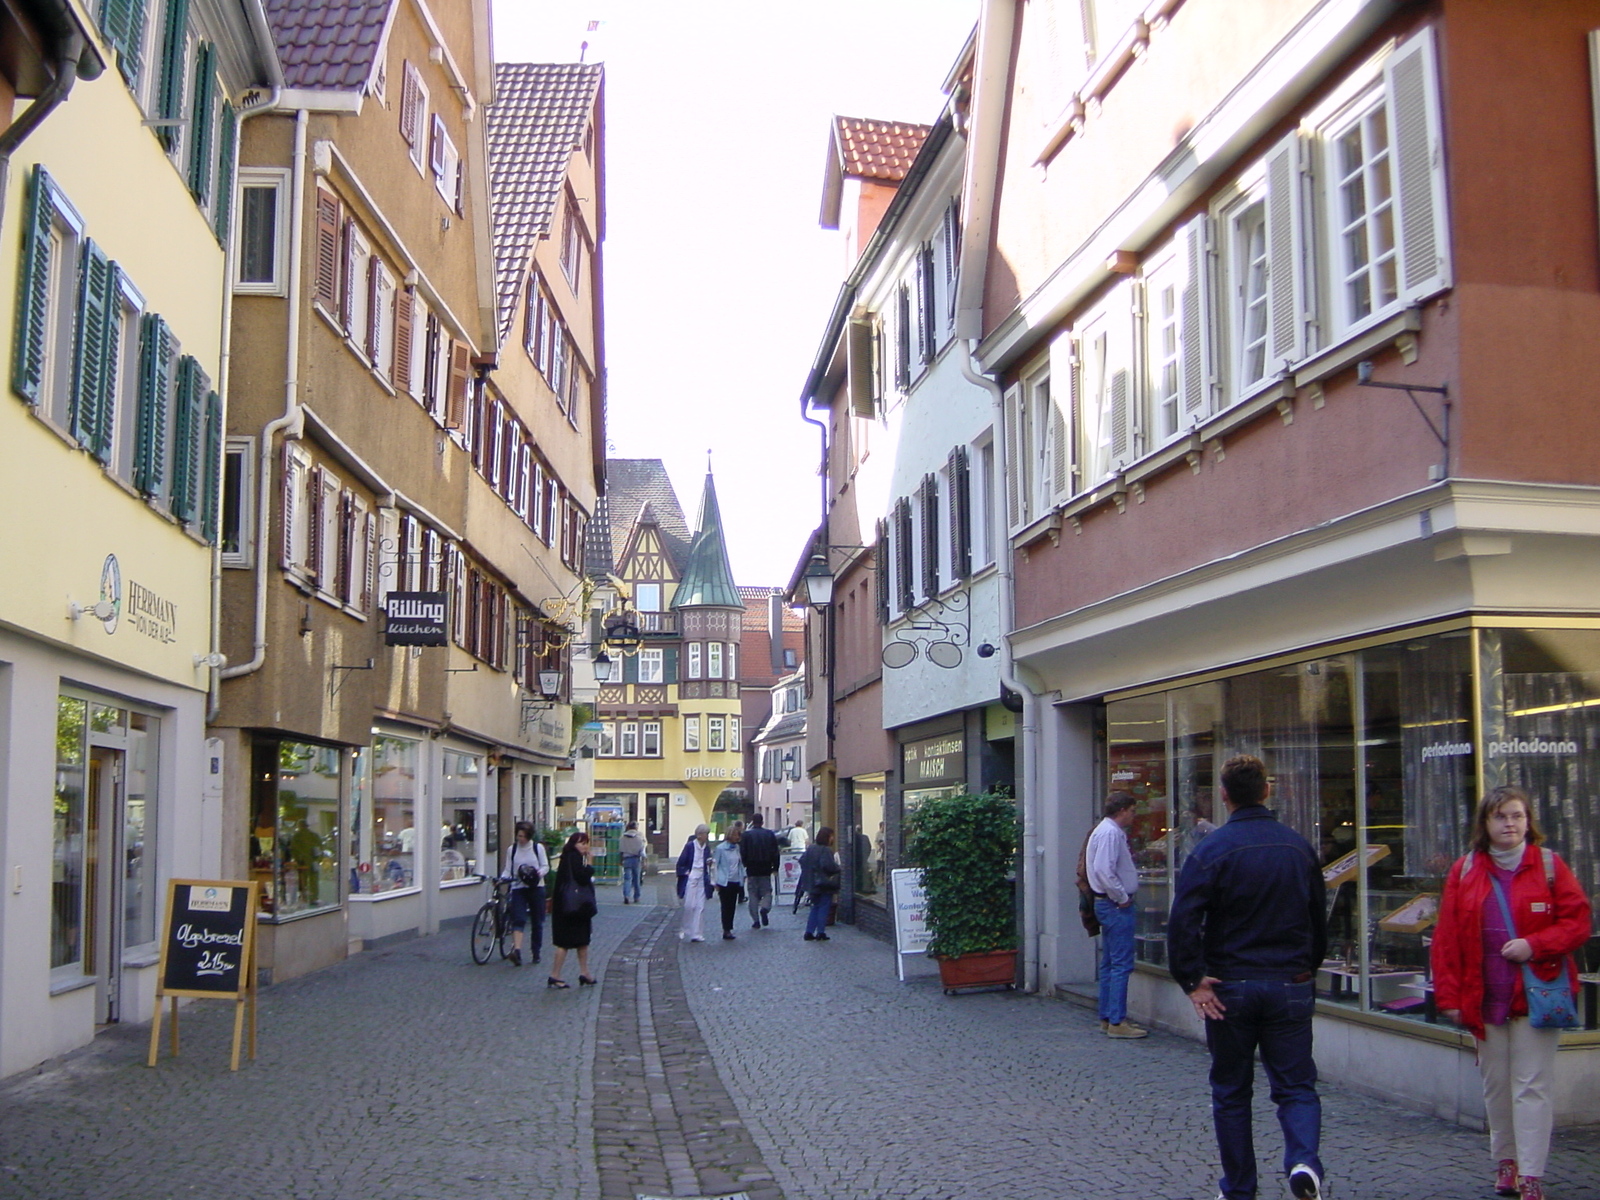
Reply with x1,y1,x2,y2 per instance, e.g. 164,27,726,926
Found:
0,4,98,228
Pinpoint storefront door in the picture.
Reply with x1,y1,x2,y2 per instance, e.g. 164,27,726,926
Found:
88,746,126,1026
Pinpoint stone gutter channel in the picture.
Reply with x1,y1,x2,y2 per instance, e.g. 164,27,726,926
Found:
591,907,784,1200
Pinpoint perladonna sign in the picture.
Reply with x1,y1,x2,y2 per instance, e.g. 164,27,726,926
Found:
384,591,449,646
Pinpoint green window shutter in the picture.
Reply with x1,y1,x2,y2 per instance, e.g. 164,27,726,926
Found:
187,43,217,202
623,654,638,685
135,314,172,497
98,0,148,87
156,0,189,152
71,240,114,455
213,101,236,241
663,645,678,684
94,265,124,464
170,356,197,520
13,165,55,405
200,389,221,543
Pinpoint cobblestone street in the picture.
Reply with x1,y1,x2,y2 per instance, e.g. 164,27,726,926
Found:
1,879,1597,1200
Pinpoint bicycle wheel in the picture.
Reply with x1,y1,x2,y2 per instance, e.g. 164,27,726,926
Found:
496,911,511,960
470,903,497,964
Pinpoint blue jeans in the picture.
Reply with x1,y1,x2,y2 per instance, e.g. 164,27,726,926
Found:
806,890,834,936
622,856,642,902
1205,979,1321,1200
509,886,545,958
1094,897,1136,1025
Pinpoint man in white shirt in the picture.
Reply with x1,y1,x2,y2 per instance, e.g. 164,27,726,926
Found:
787,821,809,853
1085,791,1146,1038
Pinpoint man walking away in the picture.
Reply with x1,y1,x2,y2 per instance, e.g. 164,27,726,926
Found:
787,820,809,854
1169,754,1328,1200
740,813,780,928
619,822,645,904
1086,791,1146,1039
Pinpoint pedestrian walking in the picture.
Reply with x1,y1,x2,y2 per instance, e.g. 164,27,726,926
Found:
676,823,714,943
546,830,598,989
713,823,747,940
740,812,780,928
787,820,810,854
1085,790,1146,1038
500,821,548,966
619,821,646,904
1432,785,1592,1200
800,827,840,941
1168,754,1328,1200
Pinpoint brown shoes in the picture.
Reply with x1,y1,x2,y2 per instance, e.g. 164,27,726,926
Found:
1105,1021,1149,1039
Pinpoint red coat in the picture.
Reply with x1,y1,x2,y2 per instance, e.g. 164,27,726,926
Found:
1432,846,1591,1041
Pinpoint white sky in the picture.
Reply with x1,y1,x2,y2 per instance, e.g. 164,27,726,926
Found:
490,0,978,587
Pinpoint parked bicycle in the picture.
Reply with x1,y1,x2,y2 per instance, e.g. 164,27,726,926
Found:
470,876,512,964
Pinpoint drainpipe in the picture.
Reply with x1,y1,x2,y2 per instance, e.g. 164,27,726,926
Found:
961,345,1044,993
221,106,309,681
0,29,84,226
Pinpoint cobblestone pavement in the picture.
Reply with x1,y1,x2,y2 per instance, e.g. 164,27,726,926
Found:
1,876,1596,1200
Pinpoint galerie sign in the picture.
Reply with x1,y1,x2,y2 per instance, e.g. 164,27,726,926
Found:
384,591,449,646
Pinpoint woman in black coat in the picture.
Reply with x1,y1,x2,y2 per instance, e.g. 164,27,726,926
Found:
547,831,596,989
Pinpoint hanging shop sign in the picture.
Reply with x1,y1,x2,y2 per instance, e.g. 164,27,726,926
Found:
148,879,259,1071
384,592,449,646
902,731,965,786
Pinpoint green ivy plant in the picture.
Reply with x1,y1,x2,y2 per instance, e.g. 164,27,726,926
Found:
903,791,1020,959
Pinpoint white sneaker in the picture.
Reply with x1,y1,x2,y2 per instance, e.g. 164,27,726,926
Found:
689,936,704,942
1288,1164,1321,1200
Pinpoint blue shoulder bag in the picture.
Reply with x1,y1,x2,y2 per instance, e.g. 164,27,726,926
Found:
1486,860,1579,1031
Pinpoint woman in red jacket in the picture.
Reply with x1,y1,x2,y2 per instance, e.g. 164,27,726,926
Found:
1433,786,1592,1200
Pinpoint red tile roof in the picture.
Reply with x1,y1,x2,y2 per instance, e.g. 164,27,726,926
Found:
832,115,933,183
263,0,393,92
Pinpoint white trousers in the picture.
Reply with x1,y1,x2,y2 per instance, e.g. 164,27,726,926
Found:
1480,1018,1561,1177
680,874,707,940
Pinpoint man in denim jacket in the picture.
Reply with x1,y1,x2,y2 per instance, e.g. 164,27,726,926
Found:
1169,754,1329,1200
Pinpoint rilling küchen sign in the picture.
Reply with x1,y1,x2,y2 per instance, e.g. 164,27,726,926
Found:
384,592,449,646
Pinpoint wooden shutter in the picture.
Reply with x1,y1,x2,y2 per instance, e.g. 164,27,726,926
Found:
1264,132,1306,373
1386,30,1449,303
393,286,414,393
445,340,469,428
200,389,222,544
134,314,172,497
312,190,340,309
894,497,914,611
423,312,441,415
919,474,939,599
942,199,960,323
13,165,54,404
948,446,971,582
1002,384,1024,532
282,446,303,569
522,274,536,354
155,0,188,151
366,257,383,360
399,63,420,146
1106,283,1138,471
1178,214,1212,427
429,113,446,180
1044,339,1073,505
71,240,114,456
101,0,149,88
894,285,911,390
919,243,938,362
306,467,325,587
847,318,875,417
339,218,358,331
356,502,374,612
187,42,217,202
170,356,201,521
874,519,890,624
335,491,353,604
213,101,236,240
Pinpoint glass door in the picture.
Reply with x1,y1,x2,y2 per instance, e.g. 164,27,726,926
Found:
88,746,124,1025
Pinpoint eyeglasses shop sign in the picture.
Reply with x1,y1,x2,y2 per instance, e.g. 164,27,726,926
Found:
384,592,448,646
903,731,965,784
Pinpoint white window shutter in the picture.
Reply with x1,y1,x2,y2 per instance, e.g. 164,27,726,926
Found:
1106,282,1138,470
1178,213,1213,427
1002,383,1026,532
847,318,875,417
377,507,397,602
1386,29,1450,304
1047,333,1076,503
1264,132,1307,373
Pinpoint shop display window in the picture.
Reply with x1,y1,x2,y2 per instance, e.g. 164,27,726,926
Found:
440,751,480,882
852,775,886,903
1107,629,1497,1026
53,697,88,973
250,739,342,918
354,734,418,894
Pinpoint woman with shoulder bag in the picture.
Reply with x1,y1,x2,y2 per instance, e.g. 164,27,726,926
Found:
1433,786,1592,1200
546,830,598,989
500,822,548,966
800,827,840,941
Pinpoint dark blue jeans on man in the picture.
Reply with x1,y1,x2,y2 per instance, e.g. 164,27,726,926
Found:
1093,897,1136,1025
622,856,642,903
1206,979,1321,1200
508,885,546,960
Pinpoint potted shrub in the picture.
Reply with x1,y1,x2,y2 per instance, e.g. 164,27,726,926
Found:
904,790,1020,993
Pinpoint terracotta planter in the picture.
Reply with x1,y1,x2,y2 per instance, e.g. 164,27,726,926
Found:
936,949,1018,994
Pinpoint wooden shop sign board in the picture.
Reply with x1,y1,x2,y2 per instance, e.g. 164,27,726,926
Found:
147,879,259,1071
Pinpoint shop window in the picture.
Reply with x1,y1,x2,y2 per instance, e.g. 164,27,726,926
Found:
853,775,886,902
440,752,479,882
250,739,341,918
350,734,417,895
52,697,89,976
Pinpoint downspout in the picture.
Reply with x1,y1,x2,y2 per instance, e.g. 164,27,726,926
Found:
956,0,1042,990
221,106,309,681
0,30,84,225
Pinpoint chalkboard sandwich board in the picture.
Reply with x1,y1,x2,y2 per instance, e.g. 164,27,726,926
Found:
148,879,259,1070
